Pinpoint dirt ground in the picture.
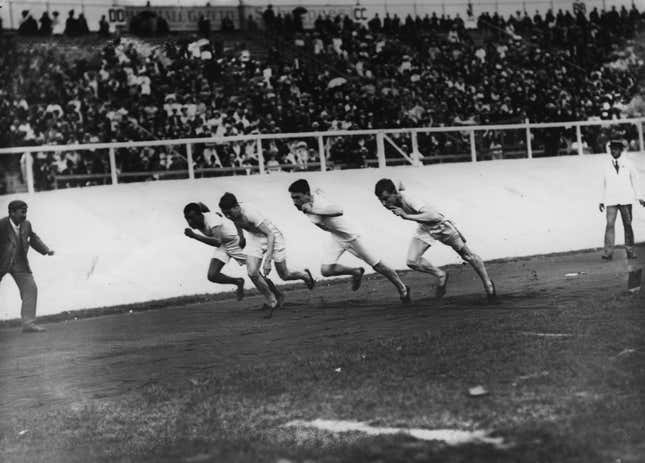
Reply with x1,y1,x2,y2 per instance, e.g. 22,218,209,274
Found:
0,245,644,462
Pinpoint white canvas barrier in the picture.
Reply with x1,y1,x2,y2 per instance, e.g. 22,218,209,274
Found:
1,153,644,319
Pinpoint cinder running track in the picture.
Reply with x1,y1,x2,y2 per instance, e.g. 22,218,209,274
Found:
0,246,642,419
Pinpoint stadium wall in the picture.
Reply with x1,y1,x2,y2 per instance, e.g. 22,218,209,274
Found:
1,153,644,320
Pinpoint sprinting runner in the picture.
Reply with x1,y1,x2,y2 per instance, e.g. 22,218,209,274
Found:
218,192,315,316
183,202,246,300
374,178,496,301
288,179,411,303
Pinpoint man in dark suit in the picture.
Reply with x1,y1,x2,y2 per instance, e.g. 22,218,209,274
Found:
1,200,55,332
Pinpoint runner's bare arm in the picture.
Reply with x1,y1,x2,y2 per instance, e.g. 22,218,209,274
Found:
257,222,276,274
390,207,443,224
302,202,343,217
184,229,222,247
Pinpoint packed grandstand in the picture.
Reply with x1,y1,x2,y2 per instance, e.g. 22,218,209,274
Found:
1,3,644,193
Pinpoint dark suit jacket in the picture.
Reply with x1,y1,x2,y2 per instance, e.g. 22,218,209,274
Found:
0,216,50,275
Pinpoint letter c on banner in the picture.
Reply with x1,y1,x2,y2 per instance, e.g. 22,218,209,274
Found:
354,7,367,21
108,8,126,23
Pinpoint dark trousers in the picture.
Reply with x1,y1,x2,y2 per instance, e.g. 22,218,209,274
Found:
0,269,38,325
604,204,634,256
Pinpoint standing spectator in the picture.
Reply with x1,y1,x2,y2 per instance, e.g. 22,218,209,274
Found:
18,11,39,35
77,13,90,35
292,6,306,32
599,139,645,260
0,200,56,333
247,15,259,32
51,11,64,35
263,4,275,31
221,15,235,32
39,12,53,36
368,14,382,33
99,15,110,37
64,10,78,37
198,15,211,37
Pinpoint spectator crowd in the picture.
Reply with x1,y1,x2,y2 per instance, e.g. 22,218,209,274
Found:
15,8,100,37
1,3,644,192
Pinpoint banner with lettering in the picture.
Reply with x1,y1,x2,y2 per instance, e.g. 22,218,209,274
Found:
122,5,240,31
249,4,356,30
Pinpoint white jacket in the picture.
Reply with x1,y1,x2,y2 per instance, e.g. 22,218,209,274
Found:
600,155,641,206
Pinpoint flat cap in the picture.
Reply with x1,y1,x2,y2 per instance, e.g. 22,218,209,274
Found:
8,200,28,212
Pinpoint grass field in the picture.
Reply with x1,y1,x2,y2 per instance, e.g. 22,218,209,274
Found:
1,247,644,463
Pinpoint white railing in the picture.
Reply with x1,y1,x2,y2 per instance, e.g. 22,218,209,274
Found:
1,117,643,194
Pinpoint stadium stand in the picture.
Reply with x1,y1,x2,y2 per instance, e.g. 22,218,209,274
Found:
1,4,644,192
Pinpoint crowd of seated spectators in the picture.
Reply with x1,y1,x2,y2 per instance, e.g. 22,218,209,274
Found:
1,4,644,192
266,4,644,152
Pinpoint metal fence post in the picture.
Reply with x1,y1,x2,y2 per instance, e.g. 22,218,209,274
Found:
8,1,15,30
186,143,195,179
25,152,35,193
318,135,326,172
108,147,118,184
470,129,477,162
575,124,583,156
637,121,644,153
525,119,532,159
376,131,386,168
256,138,265,174
411,131,419,155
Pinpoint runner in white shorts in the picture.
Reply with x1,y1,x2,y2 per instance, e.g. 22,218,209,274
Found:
219,192,315,315
183,202,246,300
374,178,496,301
288,179,411,303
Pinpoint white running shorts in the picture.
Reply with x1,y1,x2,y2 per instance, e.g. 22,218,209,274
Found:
244,231,288,262
322,235,380,267
212,239,247,266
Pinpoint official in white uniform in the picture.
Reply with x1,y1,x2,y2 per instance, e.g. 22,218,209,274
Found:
599,139,645,260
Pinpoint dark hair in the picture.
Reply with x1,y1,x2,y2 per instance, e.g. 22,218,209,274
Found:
8,200,27,213
374,178,396,197
183,202,209,215
609,140,625,149
288,179,310,194
218,192,239,210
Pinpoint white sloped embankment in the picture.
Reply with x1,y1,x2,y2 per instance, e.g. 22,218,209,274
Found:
1,154,643,319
